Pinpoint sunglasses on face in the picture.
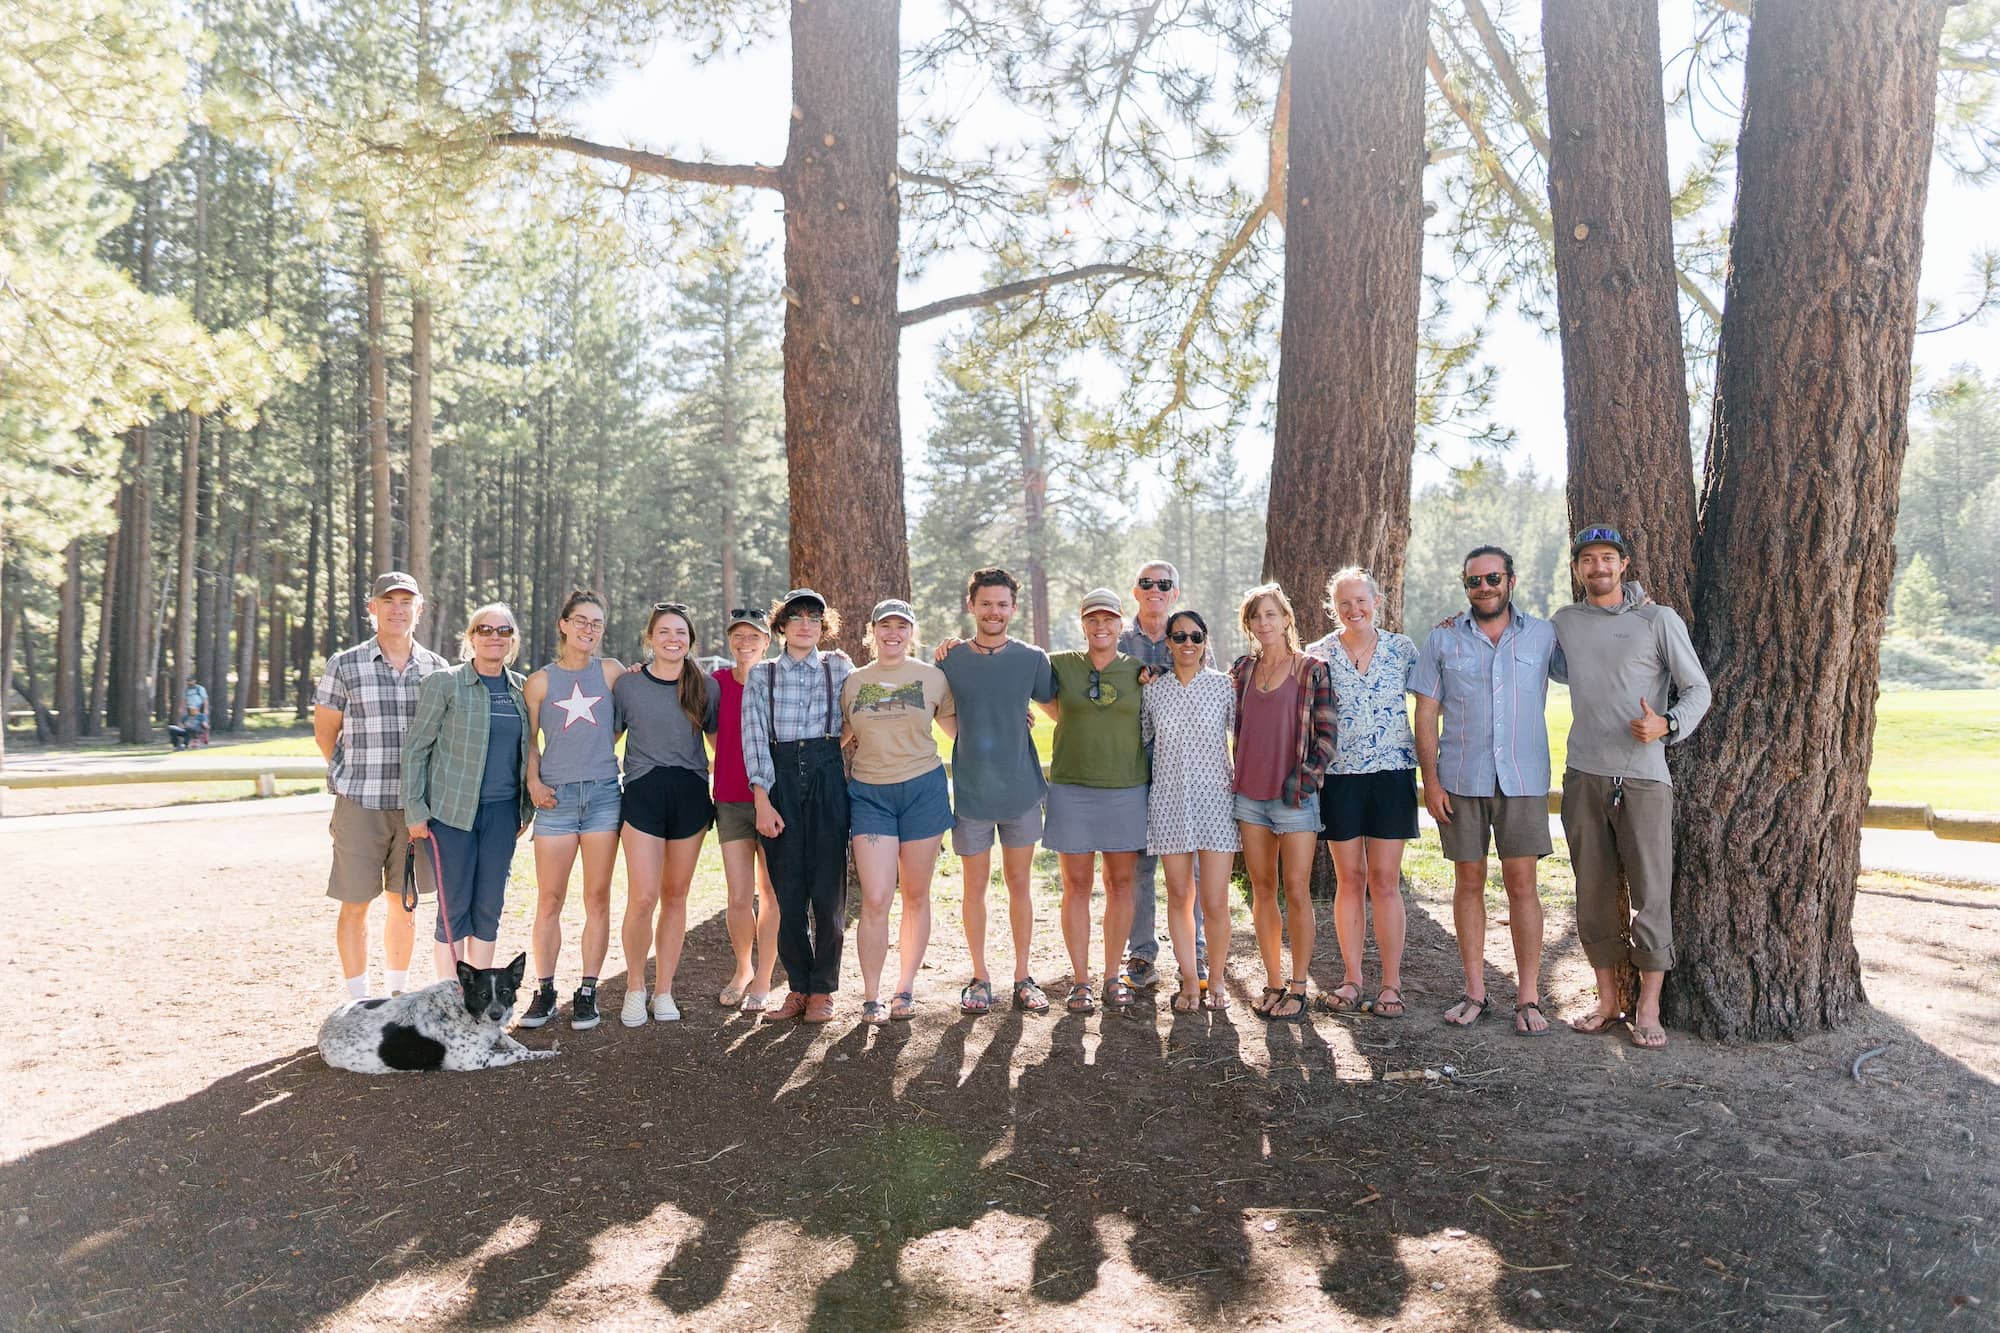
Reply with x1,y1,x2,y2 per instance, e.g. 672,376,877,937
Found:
1169,630,1205,644
1463,572,1508,590
471,624,516,639
1136,577,1175,592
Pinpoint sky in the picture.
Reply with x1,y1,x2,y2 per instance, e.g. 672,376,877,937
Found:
575,3,1999,505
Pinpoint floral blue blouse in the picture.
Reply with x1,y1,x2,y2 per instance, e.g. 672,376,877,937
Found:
1305,628,1418,774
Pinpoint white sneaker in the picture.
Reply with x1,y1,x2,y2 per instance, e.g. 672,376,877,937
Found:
652,992,681,1022
620,990,649,1027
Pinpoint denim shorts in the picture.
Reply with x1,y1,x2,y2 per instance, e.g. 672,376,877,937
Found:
849,766,954,842
534,776,623,837
1233,791,1323,836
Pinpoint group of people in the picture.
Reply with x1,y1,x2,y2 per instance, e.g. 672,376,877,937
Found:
314,523,1710,1049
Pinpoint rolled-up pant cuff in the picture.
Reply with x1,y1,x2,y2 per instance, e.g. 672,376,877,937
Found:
1580,934,1631,970
1630,944,1675,972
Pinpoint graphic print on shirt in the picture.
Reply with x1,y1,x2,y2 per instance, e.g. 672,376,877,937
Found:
551,679,603,729
849,680,928,713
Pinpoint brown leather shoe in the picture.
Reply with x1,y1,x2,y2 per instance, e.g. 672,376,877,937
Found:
803,993,836,1024
764,991,809,1023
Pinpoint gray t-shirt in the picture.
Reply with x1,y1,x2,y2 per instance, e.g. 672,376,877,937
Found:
937,638,1057,821
613,667,720,783
1550,600,1712,785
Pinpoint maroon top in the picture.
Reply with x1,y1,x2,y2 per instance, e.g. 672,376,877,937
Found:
1232,669,1301,801
711,667,753,803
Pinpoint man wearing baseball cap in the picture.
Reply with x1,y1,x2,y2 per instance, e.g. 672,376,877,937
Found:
313,572,452,999
1551,526,1711,1050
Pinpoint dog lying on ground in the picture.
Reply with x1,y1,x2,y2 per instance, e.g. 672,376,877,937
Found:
318,953,557,1073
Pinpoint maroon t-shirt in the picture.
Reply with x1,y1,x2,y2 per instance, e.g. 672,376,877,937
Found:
712,667,753,803
1233,670,1301,802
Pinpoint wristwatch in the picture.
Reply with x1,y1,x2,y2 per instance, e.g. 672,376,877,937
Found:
1665,712,1679,739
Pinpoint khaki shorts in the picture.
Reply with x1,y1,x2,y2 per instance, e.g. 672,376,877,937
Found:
715,799,759,845
1437,792,1553,863
326,795,415,904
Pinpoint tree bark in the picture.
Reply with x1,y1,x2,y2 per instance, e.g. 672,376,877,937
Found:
53,539,83,742
1542,0,1696,612
408,293,435,615
1262,0,1426,638
86,523,117,737
780,0,910,629
117,181,158,743
1018,377,1051,649
1667,0,1947,1041
365,226,394,580
231,494,260,732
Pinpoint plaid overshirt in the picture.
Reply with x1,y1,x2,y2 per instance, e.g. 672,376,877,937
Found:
1227,653,1338,808
401,663,534,832
740,648,853,793
314,636,452,809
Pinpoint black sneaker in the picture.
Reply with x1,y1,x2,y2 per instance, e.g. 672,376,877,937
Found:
571,985,601,1031
519,983,558,1028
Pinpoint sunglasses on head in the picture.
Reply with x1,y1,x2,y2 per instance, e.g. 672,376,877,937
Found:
1136,577,1175,591
652,601,692,614
1169,630,1205,644
471,624,516,638
1463,572,1508,590
728,607,768,622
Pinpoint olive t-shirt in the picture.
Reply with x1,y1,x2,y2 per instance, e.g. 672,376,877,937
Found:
840,659,956,785
1048,652,1148,789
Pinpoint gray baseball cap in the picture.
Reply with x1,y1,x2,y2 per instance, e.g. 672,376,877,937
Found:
1079,587,1123,617
870,598,916,624
371,571,420,598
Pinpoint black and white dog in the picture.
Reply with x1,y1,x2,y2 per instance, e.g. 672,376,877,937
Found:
318,953,557,1073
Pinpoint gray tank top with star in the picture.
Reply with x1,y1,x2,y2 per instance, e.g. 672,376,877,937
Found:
537,660,621,784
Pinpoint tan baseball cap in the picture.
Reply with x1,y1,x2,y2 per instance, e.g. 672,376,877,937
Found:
1079,587,1123,617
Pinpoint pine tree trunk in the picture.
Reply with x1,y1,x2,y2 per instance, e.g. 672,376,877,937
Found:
1018,377,1051,649
1542,0,1696,612
780,0,909,628
719,281,740,633
408,293,435,614
1262,0,1426,638
86,523,117,737
1666,0,1947,1041
54,539,83,742
117,425,156,745
365,226,394,580
175,411,202,708
231,494,260,732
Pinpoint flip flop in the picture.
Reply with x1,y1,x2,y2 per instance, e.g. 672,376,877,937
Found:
739,992,769,1013
1367,988,1406,1019
1569,1009,1629,1035
860,1000,890,1026
1251,986,1286,1020
717,982,747,1008
1443,994,1491,1026
1514,1000,1551,1036
1323,983,1363,1013
1629,1022,1668,1050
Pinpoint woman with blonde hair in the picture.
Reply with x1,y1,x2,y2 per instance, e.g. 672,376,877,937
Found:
401,603,534,980
1304,567,1418,1017
1229,583,1337,1022
613,602,718,1025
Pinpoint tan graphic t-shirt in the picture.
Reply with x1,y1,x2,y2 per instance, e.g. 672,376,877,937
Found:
840,659,956,785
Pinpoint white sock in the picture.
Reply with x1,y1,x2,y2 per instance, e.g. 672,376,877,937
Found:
385,969,408,995
345,975,370,1000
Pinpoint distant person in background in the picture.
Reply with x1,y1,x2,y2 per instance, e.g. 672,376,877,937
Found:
613,602,718,1026
518,590,626,1033
1553,526,1711,1050
1412,546,1560,1036
933,568,1057,1016
1230,583,1336,1023
169,678,210,749
712,606,780,1013
1141,609,1238,1013
401,602,534,980
743,589,855,1025
1304,568,1418,1020
1118,559,1207,991
314,571,451,999
843,599,957,1024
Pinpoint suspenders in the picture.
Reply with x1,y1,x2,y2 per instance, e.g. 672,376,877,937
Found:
763,653,838,741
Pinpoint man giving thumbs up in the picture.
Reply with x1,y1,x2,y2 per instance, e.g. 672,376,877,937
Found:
1550,526,1711,1051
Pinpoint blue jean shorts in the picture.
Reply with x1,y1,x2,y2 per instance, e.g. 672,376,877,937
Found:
1233,791,1323,836
534,776,623,837
849,766,954,842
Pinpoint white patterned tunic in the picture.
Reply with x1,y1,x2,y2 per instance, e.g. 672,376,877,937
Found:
1305,628,1419,774
1140,668,1242,855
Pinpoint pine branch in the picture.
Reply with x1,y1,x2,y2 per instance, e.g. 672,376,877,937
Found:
897,264,1159,326
1460,0,1552,159
1426,42,1553,240
489,131,783,191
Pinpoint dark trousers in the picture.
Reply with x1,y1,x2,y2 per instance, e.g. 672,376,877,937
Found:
428,798,518,944
761,738,851,994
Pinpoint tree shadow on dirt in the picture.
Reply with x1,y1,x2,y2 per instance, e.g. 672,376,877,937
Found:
3,898,1996,1330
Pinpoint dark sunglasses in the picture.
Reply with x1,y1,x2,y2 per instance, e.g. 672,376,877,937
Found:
1168,630,1206,644
1136,577,1175,591
728,607,769,622
470,624,516,638
1087,668,1104,702
652,601,692,614
1463,572,1509,590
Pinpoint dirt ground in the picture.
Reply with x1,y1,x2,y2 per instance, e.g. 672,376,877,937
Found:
1,806,1995,1331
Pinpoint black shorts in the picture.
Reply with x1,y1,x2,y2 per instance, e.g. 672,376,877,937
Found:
620,765,715,841
1318,768,1419,842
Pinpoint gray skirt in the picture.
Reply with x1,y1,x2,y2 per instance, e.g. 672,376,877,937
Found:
1042,782,1150,855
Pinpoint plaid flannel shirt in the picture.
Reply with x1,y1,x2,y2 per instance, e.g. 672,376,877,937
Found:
740,648,853,793
1227,653,1338,808
401,663,535,832
314,636,452,809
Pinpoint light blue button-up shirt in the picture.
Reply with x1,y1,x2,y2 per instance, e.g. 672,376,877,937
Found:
1409,607,1557,798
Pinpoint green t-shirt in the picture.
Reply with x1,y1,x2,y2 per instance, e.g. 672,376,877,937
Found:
1048,652,1149,789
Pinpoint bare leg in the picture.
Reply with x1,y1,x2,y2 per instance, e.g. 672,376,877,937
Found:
1364,837,1408,997
961,847,994,982
1444,859,1490,1025
1161,853,1200,991
336,901,373,983
752,851,779,996
1000,842,1037,983
577,829,620,979
382,890,414,972
894,835,942,996
720,836,760,994
1100,852,1138,986
619,825,665,996
467,937,497,968
1195,849,1234,1001
853,834,901,1002
1273,830,1317,1017
1239,823,1284,1010
650,831,707,996
531,835,580,982
1328,837,1368,1002
1631,969,1667,1047
1058,852,1097,985
1499,854,1546,1033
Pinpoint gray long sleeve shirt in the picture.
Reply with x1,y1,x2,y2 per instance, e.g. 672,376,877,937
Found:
1550,599,1711,785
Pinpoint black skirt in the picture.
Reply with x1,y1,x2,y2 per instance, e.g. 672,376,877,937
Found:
1318,768,1420,842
